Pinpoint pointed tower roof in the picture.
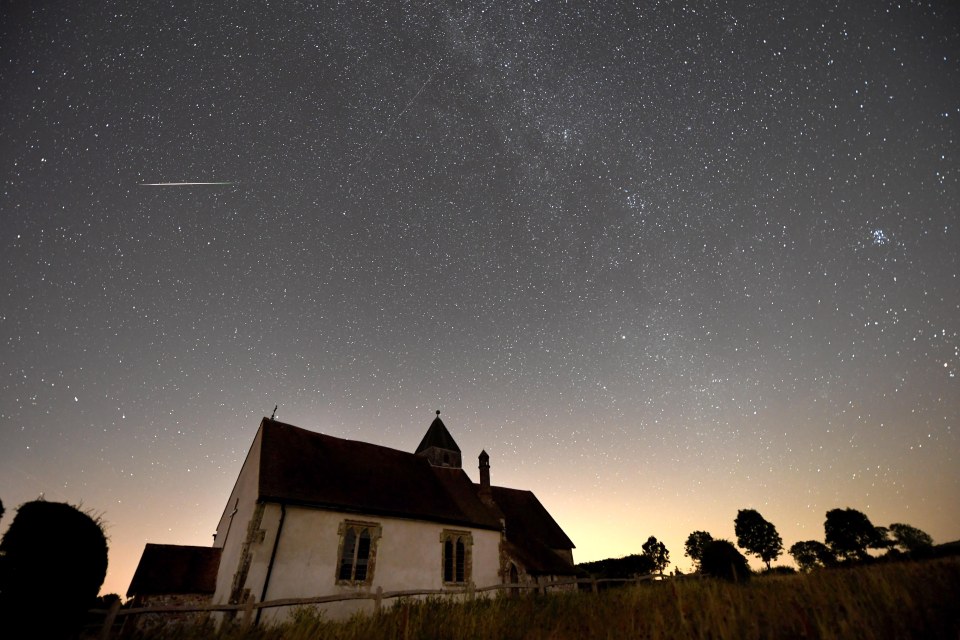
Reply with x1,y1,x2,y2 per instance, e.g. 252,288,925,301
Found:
415,411,461,454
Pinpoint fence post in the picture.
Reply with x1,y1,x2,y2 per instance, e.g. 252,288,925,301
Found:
374,586,383,615
241,593,256,629
591,578,598,594
99,598,122,640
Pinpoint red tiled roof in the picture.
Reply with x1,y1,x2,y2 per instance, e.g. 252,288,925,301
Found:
257,419,501,530
127,544,221,597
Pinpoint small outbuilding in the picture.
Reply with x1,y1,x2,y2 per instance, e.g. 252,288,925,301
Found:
125,543,221,632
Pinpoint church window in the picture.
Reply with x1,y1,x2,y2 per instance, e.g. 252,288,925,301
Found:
508,563,520,597
440,530,472,584
336,521,381,585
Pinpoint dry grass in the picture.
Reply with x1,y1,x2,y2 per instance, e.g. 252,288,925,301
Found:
119,557,960,640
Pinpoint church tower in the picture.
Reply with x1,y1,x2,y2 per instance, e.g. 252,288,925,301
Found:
415,411,462,468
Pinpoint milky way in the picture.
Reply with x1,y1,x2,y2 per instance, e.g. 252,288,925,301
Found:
1,0,957,596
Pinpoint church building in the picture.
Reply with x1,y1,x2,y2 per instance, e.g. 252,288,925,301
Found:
130,412,577,623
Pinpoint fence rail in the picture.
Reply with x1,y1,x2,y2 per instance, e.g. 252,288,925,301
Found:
89,575,671,639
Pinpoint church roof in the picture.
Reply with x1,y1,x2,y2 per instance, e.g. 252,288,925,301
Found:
250,417,576,576
502,539,582,576
415,413,461,454
488,485,577,575
489,486,575,551
127,544,221,597
257,419,499,530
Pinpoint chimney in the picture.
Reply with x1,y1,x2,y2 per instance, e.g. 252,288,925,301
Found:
478,450,492,503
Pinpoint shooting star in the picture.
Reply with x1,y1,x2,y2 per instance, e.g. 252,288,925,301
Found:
140,182,235,186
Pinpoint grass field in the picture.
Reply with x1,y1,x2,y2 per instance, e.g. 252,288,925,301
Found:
119,557,960,640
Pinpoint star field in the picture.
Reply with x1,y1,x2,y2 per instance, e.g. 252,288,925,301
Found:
1,0,958,596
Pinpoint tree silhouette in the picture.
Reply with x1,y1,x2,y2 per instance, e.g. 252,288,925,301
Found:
684,530,714,571
734,509,783,569
789,540,835,571
824,508,884,561
873,526,895,551
889,523,934,556
700,539,751,582
0,499,108,639
641,536,670,575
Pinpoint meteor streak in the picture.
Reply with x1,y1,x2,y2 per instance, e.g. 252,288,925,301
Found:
139,182,234,186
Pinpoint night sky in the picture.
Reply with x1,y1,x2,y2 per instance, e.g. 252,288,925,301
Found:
2,1,958,598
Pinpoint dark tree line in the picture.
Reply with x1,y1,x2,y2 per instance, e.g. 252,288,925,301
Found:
576,553,656,579
577,506,935,583
790,508,935,571
577,534,672,580
681,506,935,578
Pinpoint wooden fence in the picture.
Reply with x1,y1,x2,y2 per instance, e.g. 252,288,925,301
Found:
88,575,670,639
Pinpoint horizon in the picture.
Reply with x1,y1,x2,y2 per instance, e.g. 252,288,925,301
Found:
1,409,955,597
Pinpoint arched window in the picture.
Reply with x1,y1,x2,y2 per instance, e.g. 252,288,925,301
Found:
337,521,381,585
440,530,473,584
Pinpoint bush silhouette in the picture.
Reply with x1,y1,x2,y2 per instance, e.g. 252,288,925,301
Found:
0,499,108,639
577,553,655,579
700,539,751,582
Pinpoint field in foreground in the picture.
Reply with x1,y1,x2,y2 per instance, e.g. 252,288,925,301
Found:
119,558,960,640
